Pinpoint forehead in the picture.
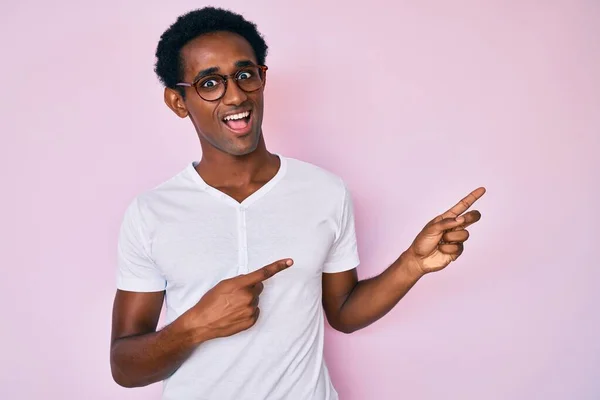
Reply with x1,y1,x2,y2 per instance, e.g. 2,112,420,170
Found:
180,31,257,76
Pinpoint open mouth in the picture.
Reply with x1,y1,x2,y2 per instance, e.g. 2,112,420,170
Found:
222,110,252,135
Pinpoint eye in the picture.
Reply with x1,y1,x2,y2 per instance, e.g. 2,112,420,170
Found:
200,79,219,88
237,71,252,80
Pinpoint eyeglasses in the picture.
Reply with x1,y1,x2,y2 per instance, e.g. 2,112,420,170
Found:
176,65,268,102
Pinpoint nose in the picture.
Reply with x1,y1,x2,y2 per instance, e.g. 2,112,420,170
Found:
221,79,248,106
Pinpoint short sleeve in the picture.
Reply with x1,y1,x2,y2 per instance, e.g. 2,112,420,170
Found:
323,181,360,273
116,197,166,292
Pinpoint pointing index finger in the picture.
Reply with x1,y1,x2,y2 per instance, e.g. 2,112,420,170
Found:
236,259,294,287
442,187,486,218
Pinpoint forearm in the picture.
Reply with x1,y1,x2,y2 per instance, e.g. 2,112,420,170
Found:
110,314,208,387
334,251,424,333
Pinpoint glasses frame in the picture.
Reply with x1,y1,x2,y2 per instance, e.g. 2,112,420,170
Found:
176,64,268,102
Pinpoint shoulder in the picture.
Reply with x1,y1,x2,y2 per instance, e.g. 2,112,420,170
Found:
283,156,349,197
120,163,198,227
141,163,198,202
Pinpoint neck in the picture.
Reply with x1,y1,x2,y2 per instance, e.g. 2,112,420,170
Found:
196,136,278,187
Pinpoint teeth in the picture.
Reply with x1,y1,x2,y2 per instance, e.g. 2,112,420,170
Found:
224,111,250,121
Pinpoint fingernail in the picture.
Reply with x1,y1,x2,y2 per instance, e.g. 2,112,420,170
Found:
456,216,465,223
286,259,293,266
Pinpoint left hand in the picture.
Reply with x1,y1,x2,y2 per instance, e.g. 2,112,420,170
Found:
406,187,486,274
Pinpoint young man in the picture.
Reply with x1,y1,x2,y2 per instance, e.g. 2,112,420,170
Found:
110,7,485,400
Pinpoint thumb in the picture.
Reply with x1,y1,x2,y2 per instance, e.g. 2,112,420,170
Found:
427,216,465,235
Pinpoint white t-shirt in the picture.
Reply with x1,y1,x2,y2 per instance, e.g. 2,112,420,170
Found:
116,155,360,400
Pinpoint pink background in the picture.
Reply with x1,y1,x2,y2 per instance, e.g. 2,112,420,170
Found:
2,1,599,399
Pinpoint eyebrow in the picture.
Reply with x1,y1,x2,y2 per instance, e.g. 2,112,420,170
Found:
234,60,255,68
192,60,257,82
193,67,219,82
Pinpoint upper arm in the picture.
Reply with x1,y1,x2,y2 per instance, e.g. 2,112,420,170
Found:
116,198,166,292
321,180,361,328
112,198,167,343
111,290,165,344
322,180,360,274
321,269,358,329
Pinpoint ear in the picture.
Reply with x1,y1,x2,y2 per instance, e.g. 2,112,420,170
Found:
164,87,189,118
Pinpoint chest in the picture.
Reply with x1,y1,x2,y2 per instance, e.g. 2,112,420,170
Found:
150,201,337,304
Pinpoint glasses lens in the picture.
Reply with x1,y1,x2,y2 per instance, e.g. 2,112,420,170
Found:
236,67,264,92
196,76,225,101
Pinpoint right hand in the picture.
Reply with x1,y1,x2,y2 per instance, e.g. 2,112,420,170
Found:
184,258,294,340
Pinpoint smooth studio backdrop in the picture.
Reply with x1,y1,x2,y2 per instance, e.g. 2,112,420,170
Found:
1,1,599,399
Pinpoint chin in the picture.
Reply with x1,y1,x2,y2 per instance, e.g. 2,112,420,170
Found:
226,146,256,156
224,133,261,156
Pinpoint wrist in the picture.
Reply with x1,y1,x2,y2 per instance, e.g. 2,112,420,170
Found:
177,310,214,346
395,249,426,281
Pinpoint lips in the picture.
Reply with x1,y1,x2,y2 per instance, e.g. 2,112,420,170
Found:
223,110,251,122
221,110,253,136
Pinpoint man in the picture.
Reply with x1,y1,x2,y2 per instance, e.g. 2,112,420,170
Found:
110,7,485,400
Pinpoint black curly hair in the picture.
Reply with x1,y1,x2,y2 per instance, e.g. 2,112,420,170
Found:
155,7,269,96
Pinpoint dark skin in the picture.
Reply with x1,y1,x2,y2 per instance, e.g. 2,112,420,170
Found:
110,31,485,387
321,188,485,333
